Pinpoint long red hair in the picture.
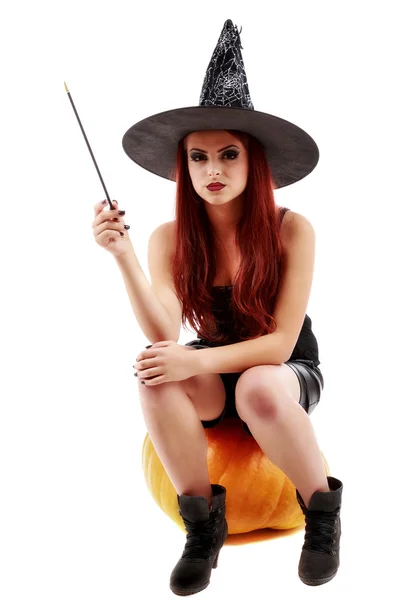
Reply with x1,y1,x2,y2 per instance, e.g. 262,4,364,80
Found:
171,130,285,344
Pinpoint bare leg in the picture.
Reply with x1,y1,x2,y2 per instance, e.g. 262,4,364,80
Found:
138,380,213,507
240,393,329,508
236,365,329,508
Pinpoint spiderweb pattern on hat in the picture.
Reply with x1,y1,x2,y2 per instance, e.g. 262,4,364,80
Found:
199,20,254,110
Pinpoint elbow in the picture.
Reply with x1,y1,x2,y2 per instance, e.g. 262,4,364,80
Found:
279,352,291,365
280,343,295,364
149,337,179,345
277,336,295,364
149,330,180,344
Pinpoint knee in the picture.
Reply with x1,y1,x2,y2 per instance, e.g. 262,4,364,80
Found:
137,378,179,410
135,344,159,394
235,370,283,422
236,391,281,422
135,343,171,403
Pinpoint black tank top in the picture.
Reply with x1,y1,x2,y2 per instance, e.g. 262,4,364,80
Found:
198,207,322,372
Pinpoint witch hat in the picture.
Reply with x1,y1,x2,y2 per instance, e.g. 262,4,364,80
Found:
122,19,319,188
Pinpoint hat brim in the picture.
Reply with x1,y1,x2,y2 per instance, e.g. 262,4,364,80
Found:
122,106,319,188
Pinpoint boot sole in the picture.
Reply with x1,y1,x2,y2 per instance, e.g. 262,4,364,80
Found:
170,581,210,596
299,573,336,586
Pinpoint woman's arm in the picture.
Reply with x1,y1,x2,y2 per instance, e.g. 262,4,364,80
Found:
114,239,177,344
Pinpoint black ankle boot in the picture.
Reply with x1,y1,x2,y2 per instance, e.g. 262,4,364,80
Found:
169,484,228,596
296,476,343,586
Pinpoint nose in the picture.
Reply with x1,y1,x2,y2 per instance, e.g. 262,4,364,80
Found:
208,163,221,177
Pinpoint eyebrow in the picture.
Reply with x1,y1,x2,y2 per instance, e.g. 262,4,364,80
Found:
189,144,240,153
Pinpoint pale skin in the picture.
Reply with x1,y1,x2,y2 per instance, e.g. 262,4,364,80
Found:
135,130,329,509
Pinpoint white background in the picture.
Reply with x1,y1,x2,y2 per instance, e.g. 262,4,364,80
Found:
1,0,399,598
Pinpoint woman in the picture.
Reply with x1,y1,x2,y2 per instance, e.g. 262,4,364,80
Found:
92,19,343,596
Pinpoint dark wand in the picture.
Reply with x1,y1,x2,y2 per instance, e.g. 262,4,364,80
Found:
64,82,113,210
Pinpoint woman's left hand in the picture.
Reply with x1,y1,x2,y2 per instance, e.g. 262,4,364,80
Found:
133,341,201,386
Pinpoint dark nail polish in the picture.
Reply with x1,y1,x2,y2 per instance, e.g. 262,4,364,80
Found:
113,217,118,222
124,224,130,230
134,372,138,377
146,345,152,349
119,231,124,236
141,381,146,385
118,210,125,215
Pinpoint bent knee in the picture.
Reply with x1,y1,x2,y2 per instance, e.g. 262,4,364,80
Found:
235,367,294,422
236,393,281,422
137,378,181,403
235,375,285,421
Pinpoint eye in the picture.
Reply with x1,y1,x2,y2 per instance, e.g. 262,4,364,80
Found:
189,153,205,162
224,151,239,160
189,150,239,162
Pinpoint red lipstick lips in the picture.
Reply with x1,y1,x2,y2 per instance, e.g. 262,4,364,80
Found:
207,183,225,191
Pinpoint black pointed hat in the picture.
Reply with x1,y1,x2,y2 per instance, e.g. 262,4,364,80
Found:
122,19,319,188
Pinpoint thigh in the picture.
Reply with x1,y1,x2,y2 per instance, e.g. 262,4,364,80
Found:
181,340,227,423
185,340,243,427
232,360,323,436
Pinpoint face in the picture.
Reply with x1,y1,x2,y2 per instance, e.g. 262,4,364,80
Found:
184,130,249,206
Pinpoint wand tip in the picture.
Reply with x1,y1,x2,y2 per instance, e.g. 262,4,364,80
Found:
64,81,69,93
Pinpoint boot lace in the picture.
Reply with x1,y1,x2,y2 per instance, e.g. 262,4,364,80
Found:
303,507,340,555
180,509,222,561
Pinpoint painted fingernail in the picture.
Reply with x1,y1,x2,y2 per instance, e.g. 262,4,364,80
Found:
102,199,107,204
124,224,130,230
141,381,146,385
134,372,138,377
146,345,152,349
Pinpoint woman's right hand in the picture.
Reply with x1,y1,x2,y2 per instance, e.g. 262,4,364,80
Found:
92,199,132,258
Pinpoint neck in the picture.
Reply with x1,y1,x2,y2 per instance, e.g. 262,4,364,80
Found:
204,194,244,241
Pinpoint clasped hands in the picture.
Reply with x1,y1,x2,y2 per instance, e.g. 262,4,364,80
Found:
133,340,202,386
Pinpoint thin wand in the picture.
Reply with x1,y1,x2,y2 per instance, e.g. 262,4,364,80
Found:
64,82,113,210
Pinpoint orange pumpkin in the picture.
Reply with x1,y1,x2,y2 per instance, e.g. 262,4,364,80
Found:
142,417,330,536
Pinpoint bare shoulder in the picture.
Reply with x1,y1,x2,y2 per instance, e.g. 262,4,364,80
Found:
151,220,176,249
160,220,176,253
280,210,315,248
164,219,177,239
149,220,177,274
